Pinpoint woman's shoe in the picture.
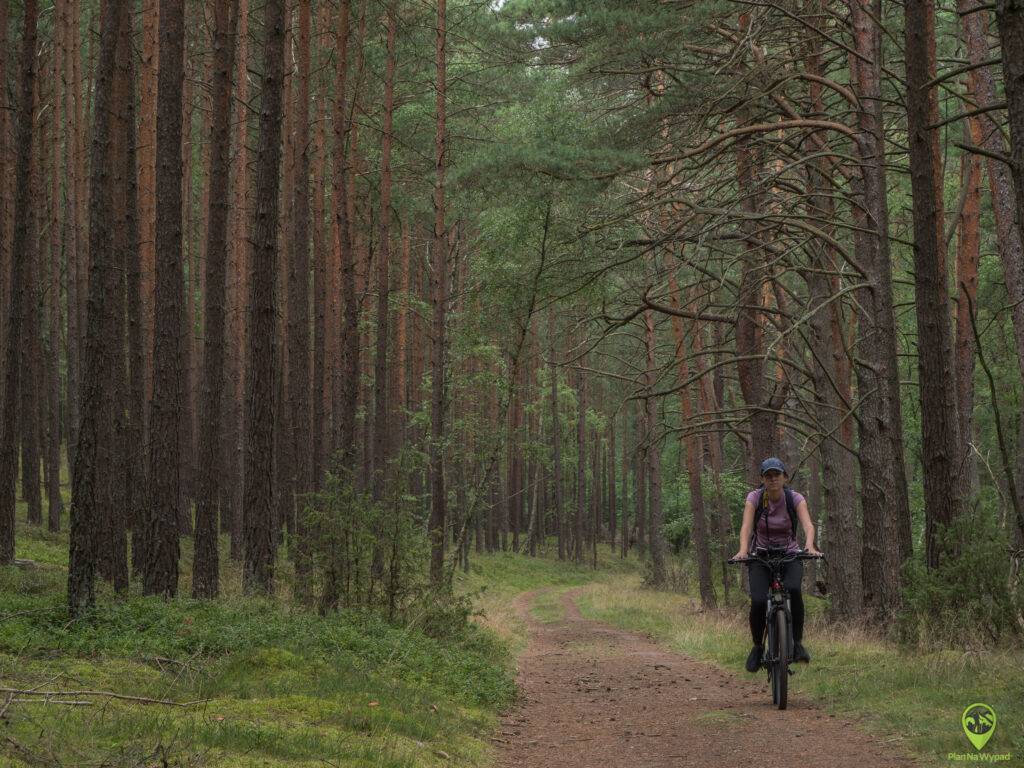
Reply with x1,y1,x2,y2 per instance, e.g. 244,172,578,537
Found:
745,644,763,672
793,642,811,663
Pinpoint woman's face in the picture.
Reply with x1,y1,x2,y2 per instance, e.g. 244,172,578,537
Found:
762,469,784,492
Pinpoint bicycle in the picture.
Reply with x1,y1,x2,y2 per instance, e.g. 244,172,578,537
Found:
727,547,825,710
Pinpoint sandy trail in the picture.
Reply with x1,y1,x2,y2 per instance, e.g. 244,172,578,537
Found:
495,588,920,768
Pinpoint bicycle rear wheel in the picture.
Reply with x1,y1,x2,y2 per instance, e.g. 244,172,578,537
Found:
774,607,789,709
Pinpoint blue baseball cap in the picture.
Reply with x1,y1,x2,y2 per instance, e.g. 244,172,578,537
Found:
759,457,786,476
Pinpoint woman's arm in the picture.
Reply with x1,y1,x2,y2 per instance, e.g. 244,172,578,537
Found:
796,499,822,554
733,498,756,558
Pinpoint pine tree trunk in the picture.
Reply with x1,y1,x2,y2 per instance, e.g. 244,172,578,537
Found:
333,0,358,472
193,0,239,599
242,0,287,596
288,0,313,599
103,2,133,592
848,0,910,619
962,0,1024,521
225,0,250,557
69,0,122,614
45,40,63,534
428,0,448,586
139,0,159,438
548,309,564,561
575,366,586,565
0,2,8,402
668,275,715,606
955,117,982,491
124,7,146,576
607,417,616,551
905,0,967,569
59,0,82,478
0,0,39,565
144,0,187,598
643,310,665,585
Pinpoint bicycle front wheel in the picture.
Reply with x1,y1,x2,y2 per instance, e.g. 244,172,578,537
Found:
774,607,789,710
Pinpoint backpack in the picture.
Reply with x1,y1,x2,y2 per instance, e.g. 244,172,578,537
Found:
749,485,798,551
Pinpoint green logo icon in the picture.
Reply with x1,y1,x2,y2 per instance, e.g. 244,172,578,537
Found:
961,703,997,751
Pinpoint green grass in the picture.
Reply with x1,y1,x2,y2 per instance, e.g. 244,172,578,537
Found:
574,574,1024,767
1,484,641,768
16,470,1021,767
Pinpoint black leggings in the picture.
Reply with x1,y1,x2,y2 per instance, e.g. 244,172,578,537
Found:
747,559,804,645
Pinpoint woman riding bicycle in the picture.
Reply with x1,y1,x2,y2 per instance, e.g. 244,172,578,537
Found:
731,457,823,673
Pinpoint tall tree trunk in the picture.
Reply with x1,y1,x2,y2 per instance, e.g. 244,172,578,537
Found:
125,7,146,576
574,364,586,565
668,275,715,607
801,21,862,617
193,0,239,599
643,309,666,585
140,0,159,441
549,309,564,561
288,0,313,599
224,0,250,557
905,0,967,569
60,0,82,477
961,0,1024,521
45,38,63,534
333,0,358,471
734,139,780,465
372,1,396,504
608,416,616,551
955,117,982,492
635,399,646,557
103,1,133,592
0,0,39,564
20,103,42,528
428,0,448,586
848,0,910,620
68,0,121,615
311,2,328,487
144,0,186,598
243,0,287,596
621,408,629,559
0,2,8,407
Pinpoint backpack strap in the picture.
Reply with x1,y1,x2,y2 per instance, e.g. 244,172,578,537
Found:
783,487,798,538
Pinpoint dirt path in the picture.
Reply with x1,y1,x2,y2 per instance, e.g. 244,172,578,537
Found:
495,588,920,768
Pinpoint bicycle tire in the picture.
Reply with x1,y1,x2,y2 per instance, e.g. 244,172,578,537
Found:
766,607,777,704
774,607,789,710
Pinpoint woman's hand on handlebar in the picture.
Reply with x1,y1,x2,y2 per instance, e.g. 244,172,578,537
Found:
730,549,749,563
803,545,824,557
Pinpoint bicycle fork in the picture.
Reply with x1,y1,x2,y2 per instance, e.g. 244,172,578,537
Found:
763,586,794,671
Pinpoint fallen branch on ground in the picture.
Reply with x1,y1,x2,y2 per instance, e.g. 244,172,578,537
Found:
0,687,208,707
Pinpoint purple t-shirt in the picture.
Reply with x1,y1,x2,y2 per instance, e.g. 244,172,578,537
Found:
746,488,803,553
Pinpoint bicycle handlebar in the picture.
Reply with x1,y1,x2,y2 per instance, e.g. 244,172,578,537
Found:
726,549,825,565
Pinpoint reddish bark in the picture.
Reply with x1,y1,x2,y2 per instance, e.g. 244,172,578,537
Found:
668,274,715,608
